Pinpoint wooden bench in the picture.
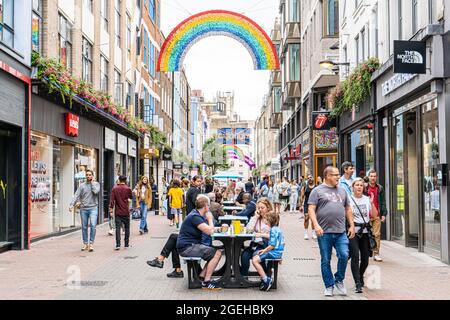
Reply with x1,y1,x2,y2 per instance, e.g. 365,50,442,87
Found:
182,257,203,289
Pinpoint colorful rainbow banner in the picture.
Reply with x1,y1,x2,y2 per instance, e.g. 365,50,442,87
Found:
224,145,256,169
157,10,280,72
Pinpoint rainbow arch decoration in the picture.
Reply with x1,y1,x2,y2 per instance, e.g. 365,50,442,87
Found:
224,145,256,169
157,10,280,72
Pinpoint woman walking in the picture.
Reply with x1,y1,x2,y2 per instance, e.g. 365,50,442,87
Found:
272,179,281,215
278,177,290,213
289,180,300,214
300,174,317,239
349,177,377,293
136,176,152,234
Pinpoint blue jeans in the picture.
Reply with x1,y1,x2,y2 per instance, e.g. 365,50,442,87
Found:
80,208,98,244
139,201,148,231
317,232,349,289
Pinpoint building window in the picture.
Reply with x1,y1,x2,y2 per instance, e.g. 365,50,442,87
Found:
398,0,402,40
289,0,300,22
149,41,155,77
428,0,436,23
115,0,121,48
288,44,300,81
32,0,43,53
114,70,122,105
274,87,282,113
149,0,155,22
59,14,73,70
373,6,378,58
126,81,132,110
83,0,93,13
324,0,339,37
0,0,14,48
361,28,366,60
412,0,418,34
100,55,108,92
126,13,131,58
100,0,108,32
355,35,360,65
143,29,148,68
82,38,92,83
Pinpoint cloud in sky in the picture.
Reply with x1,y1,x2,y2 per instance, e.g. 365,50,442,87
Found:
161,0,279,120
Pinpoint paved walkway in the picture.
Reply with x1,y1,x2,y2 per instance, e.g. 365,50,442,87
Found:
0,212,449,300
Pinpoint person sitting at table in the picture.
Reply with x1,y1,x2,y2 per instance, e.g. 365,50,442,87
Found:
234,186,246,208
207,192,224,226
235,193,256,220
240,197,273,277
176,195,223,290
252,208,285,291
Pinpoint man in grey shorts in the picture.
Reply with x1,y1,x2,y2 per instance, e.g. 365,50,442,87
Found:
176,195,222,290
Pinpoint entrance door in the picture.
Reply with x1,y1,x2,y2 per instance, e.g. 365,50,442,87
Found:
315,154,337,184
392,111,420,248
103,150,114,220
0,133,8,243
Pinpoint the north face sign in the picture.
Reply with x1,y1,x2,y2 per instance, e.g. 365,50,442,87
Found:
394,40,426,74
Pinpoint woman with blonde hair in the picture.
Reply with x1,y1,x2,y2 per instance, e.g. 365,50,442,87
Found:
240,197,278,276
136,176,152,234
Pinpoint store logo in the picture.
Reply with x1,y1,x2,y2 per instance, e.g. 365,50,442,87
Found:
65,113,79,137
314,114,328,129
393,40,426,74
397,51,423,64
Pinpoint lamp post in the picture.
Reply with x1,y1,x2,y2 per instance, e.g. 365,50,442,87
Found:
319,60,350,75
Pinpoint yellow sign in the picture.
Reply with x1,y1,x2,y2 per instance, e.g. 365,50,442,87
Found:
139,148,160,159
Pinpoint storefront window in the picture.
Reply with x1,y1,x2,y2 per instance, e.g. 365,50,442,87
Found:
422,99,441,256
30,131,98,239
350,128,374,178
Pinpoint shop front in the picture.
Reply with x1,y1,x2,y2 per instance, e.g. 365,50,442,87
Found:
373,32,450,263
30,95,102,240
312,112,338,183
339,98,375,178
0,59,30,251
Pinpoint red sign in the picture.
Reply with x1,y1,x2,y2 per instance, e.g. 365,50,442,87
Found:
65,113,79,137
314,114,328,129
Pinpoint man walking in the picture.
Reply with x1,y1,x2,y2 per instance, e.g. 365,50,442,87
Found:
339,161,354,196
109,175,133,250
365,169,388,262
185,175,203,215
177,195,223,290
69,170,100,252
308,166,355,297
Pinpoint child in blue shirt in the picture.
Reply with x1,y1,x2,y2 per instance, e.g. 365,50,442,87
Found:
251,210,285,291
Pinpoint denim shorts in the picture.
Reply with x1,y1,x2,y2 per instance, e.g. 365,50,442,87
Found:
252,250,280,262
179,244,217,261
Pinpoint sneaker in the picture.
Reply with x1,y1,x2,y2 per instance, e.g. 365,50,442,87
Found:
81,244,89,251
324,286,334,297
335,282,347,296
304,233,309,240
202,280,222,291
167,270,184,278
124,244,130,249
114,246,120,251
139,230,144,235
88,244,94,252
144,229,149,233
355,283,363,293
108,229,114,236
259,277,273,291
147,258,164,268
374,255,383,262
360,278,365,287
312,232,318,240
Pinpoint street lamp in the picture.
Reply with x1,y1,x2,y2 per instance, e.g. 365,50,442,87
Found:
319,60,350,75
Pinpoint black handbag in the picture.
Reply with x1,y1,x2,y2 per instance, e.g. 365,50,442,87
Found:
350,196,377,255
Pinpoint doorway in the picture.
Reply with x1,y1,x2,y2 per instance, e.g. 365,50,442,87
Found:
103,150,114,220
314,154,337,184
0,123,22,248
392,110,420,248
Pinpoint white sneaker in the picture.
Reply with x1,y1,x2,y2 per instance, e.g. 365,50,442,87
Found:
374,255,383,262
335,282,347,296
324,286,334,297
108,229,114,236
312,232,318,240
304,233,309,240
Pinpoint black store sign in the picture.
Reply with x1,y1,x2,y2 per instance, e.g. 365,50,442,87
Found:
394,40,426,74
162,148,172,161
